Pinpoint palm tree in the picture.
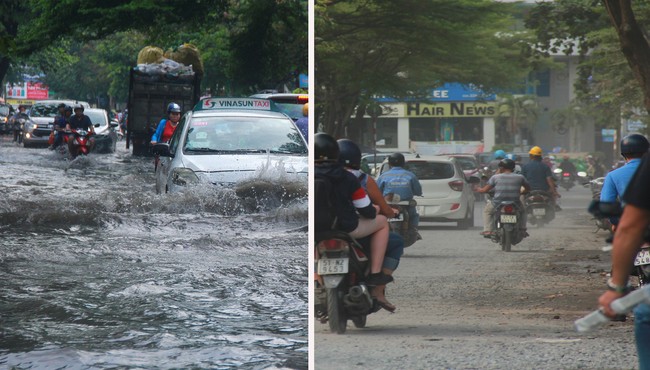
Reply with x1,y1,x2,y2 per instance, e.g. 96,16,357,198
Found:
495,94,539,147
550,101,591,152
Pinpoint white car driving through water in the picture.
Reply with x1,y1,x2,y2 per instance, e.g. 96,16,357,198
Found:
153,97,308,194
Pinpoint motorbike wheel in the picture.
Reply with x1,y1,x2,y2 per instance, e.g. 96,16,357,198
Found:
326,287,347,334
351,315,367,328
501,230,512,252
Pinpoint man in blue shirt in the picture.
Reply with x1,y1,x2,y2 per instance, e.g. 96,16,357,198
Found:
377,153,423,233
522,146,561,210
600,134,649,227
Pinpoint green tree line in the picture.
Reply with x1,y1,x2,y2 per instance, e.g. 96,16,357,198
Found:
1,0,307,106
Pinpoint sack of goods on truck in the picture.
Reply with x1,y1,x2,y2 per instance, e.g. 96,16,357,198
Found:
134,44,202,82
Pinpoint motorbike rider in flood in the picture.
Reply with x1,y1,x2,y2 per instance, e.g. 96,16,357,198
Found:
66,103,95,153
11,104,28,143
598,151,650,370
522,146,561,211
314,133,395,308
600,134,650,229
338,138,404,312
150,102,182,145
377,153,423,240
477,158,531,237
49,104,71,150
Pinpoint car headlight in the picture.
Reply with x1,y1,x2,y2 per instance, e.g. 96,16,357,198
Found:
171,168,200,186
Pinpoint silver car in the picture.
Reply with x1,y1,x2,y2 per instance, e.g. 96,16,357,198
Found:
153,98,308,194
23,100,90,147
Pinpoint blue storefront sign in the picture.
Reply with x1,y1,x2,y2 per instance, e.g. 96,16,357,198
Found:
299,74,308,88
373,83,496,102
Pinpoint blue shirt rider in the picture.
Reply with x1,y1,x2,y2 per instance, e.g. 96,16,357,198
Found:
50,104,71,150
377,153,423,230
295,103,308,143
600,134,650,226
522,145,561,210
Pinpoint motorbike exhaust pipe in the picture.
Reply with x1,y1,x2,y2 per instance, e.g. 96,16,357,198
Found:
344,285,373,307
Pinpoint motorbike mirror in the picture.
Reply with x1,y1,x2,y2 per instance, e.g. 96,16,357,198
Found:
152,142,172,157
109,120,119,128
588,200,623,218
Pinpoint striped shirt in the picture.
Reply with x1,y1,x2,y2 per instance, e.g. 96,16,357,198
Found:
488,173,529,205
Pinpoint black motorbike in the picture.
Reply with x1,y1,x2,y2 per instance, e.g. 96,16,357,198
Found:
12,115,27,144
589,200,650,286
384,194,420,247
488,201,527,252
524,190,555,227
314,230,380,334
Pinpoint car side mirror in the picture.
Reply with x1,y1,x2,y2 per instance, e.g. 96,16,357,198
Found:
109,121,119,128
467,175,481,184
152,142,172,157
94,123,100,127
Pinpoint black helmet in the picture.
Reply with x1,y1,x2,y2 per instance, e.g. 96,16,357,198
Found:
388,152,405,167
498,158,516,171
57,103,66,109
64,105,73,113
621,134,649,155
314,133,339,162
337,139,361,169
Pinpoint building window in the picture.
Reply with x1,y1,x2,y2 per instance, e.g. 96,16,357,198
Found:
410,117,483,142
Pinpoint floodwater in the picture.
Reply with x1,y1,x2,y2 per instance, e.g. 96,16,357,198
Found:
0,137,308,369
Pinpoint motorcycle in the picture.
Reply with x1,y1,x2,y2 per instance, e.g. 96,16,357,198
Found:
66,129,93,159
524,190,555,227
589,200,650,286
554,168,574,191
314,230,380,334
586,177,612,233
384,193,420,247
488,201,526,252
13,117,25,144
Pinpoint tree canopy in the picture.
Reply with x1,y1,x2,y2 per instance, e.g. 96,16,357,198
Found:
1,0,307,106
315,0,535,138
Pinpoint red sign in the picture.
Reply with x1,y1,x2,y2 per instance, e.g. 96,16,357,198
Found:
26,82,48,99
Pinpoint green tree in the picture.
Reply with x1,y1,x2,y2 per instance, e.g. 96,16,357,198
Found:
495,94,539,146
550,101,592,152
315,0,534,139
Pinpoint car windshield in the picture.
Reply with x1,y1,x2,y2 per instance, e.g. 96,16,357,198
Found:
405,161,455,180
30,104,61,118
85,111,107,127
183,116,307,154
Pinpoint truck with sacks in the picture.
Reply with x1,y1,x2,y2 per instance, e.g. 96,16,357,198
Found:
126,45,203,156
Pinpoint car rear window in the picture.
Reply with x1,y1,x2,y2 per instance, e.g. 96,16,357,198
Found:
454,157,477,170
405,161,455,180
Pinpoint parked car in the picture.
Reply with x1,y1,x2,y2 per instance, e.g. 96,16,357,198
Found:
0,103,14,135
377,154,479,229
23,100,90,147
153,97,308,194
85,108,119,153
249,92,308,121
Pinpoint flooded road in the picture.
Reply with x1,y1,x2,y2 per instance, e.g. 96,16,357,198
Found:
0,137,308,369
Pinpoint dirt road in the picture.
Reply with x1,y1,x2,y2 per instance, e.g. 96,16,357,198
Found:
313,185,638,369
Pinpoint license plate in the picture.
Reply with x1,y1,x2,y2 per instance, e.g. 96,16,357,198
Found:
317,258,349,275
533,208,546,216
500,214,517,223
634,250,650,266
388,214,403,222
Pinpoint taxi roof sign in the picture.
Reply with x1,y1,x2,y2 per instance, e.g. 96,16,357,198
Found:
194,98,281,112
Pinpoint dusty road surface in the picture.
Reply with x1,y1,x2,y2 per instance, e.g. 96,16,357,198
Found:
314,184,639,369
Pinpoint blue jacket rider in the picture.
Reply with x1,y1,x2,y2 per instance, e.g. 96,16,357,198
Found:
600,134,650,226
377,153,423,229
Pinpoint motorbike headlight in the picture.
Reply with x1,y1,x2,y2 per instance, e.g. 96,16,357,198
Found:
171,168,199,186
23,121,34,131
